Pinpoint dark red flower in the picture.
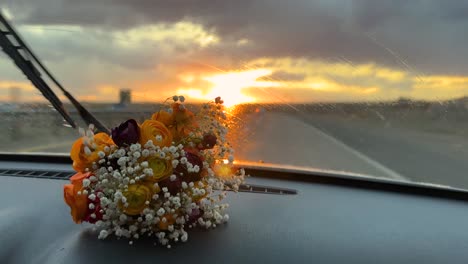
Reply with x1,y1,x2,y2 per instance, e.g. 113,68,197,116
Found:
177,150,204,183
187,207,204,224
111,119,140,147
159,176,182,196
198,133,217,150
159,149,205,195
215,97,224,104
83,196,103,224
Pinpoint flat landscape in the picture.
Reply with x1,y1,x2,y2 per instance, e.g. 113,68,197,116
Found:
3,99,468,189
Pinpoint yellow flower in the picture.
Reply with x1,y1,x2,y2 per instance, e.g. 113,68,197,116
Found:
186,180,208,202
120,184,153,216
146,157,173,182
139,120,173,148
70,133,114,172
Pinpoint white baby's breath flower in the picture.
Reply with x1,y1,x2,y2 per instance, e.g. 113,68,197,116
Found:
129,144,138,152
223,214,229,222
145,214,154,222
157,208,165,217
88,193,96,201
142,149,150,157
84,146,92,156
133,152,141,159
82,179,91,187
113,171,122,179
119,214,127,222
98,230,109,239
181,232,188,242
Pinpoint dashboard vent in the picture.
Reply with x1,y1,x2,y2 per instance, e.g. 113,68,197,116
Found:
0,169,297,195
0,169,74,179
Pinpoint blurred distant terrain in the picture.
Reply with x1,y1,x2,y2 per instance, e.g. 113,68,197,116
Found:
3,97,468,152
3,97,468,189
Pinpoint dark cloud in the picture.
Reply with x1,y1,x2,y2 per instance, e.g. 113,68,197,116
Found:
260,71,306,82
2,0,468,74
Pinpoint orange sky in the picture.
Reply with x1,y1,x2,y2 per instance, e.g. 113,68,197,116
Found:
4,59,468,105
2,17,468,105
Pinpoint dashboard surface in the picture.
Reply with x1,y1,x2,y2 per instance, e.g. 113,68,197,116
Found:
1,160,468,264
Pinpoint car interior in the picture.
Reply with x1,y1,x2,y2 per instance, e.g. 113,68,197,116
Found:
2,153,468,263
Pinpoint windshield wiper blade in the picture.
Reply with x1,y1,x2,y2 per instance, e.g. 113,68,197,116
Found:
0,12,109,134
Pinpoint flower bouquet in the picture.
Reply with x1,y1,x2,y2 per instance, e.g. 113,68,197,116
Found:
63,96,245,247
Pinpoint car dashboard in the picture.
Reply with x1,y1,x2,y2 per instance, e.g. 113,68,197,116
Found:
1,154,468,264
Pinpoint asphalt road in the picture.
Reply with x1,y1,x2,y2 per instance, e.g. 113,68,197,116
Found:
233,111,468,190
232,112,405,180
301,114,468,189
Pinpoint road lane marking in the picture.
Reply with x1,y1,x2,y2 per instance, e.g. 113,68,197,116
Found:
308,123,409,181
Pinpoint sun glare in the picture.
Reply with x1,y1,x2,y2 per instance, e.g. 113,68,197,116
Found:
178,69,275,107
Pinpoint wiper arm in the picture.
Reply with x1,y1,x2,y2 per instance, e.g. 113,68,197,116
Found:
0,11,109,133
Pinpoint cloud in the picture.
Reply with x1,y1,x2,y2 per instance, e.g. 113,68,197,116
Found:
4,0,468,74
2,0,468,103
0,16,222,101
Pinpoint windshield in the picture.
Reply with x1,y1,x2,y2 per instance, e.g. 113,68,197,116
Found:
2,1,468,189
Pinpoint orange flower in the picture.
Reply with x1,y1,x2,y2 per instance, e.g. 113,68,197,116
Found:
120,184,153,215
171,103,198,141
158,213,176,230
151,104,199,142
64,180,88,223
139,120,173,148
70,171,92,185
152,110,174,127
145,157,173,182
70,133,114,172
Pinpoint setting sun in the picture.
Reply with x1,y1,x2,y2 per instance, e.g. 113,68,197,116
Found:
178,69,277,107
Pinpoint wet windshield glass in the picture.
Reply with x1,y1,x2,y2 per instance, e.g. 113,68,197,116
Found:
2,1,468,189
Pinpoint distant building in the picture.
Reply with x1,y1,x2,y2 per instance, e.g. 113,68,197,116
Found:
119,89,131,106
112,88,132,110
